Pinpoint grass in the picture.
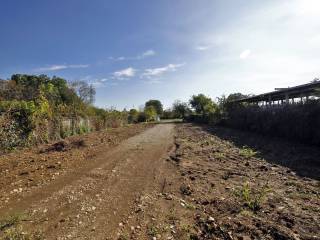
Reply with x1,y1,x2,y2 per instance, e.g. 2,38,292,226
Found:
147,225,159,237
235,181,270,212
2,227,43,240
0,213,43,240
0,213,25,231
117,234,129,240
213,152,225,160
239,146,258,158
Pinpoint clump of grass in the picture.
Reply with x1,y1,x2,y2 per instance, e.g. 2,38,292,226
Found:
2,226,43,240
147,225,159,237
239,147,258,158
118,234,129,240
214,152,225,160
235,182,270,212
0,213,25,231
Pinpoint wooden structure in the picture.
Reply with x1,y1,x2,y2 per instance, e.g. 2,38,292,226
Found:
235,80,320,105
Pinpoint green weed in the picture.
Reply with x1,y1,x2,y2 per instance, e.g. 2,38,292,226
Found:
236,182,270,212
239,147,258,158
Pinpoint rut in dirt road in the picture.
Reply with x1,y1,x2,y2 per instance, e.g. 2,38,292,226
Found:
0,124,175,239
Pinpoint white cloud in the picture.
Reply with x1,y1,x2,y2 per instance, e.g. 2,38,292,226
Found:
142,63,185,78
109,49,156,61
141,49,156,58
143,79,162,84
35,64,89,72
113,67,136,79
239,49,251,59
195,45,211,51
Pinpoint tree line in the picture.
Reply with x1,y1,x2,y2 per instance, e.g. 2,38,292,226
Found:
129,93,248,124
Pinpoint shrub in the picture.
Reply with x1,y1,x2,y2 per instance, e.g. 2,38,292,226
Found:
222,100,320,146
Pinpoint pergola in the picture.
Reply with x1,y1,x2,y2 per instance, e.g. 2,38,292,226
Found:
235,81,320,105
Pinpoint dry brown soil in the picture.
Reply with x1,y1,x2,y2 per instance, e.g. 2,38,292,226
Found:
0,123,319,240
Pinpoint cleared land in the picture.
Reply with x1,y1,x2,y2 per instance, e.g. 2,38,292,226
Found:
0,123,319,240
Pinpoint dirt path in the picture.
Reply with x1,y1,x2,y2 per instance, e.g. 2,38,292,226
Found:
1,123,319,240
0,124,175,239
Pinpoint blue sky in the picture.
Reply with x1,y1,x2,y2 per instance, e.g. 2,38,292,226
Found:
1,0,320,109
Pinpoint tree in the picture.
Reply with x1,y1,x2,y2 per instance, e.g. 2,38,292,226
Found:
144,106,157,121
70,81,96,105
189,94,217,116
172,100,190,118
145,100,163,116
128,109,139,123
217,93,249,117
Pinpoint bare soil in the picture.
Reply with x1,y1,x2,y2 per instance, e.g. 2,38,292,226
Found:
0,123,319,240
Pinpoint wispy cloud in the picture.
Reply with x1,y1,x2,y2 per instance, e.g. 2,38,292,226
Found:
109,49,156,61
142,63,185,78
35,64,89,72
195,45,211,51
140,49,156,58
143,79,162,84
240,49,251,59
113,67,136,79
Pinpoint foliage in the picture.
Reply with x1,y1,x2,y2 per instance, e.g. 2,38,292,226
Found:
137,111,147,122
161,109,175,119
144,106,157,121
222,99,320,146
189,94,217,116
128,108,139,123
239,146,258,158
0,74,128,151
236,182,270,212
145,99,163,115
70,81,96,105
217,93,249,120
172,100,190,119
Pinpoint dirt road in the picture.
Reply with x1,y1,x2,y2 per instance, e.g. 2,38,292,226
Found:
0,123,319,240
0,124,175,239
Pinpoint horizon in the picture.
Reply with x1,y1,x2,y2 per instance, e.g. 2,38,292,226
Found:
1,0,319,109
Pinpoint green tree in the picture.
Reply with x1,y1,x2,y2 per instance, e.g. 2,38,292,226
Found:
128,109,139,123
217,93,249,117
189,94,217,116
144,106,157,121
145,100,163,116
172,100,190,118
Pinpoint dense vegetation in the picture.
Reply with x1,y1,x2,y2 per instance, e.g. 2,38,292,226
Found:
169,92,320,147
0,74,127,150
1,73,319,150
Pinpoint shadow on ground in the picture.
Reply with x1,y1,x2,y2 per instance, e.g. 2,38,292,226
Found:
199,124,320,180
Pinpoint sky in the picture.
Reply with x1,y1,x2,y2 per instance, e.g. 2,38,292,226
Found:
1,0,320,109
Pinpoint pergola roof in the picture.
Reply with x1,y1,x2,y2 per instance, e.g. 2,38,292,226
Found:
235,81,320,103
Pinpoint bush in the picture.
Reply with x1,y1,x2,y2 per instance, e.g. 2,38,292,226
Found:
222,100,320,146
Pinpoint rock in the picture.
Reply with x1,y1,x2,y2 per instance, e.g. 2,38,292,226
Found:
119,222,124,227
180,184,192,195
19,171,29,176
165,194,173,200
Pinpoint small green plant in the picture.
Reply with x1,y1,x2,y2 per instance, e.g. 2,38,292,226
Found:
214,152,225,160
236,182,270,212
78,125,89,135
239,147,258,158
117,234,129,240
147,225,159,237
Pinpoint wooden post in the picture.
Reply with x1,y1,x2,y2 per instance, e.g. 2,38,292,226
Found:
285,93,289,104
